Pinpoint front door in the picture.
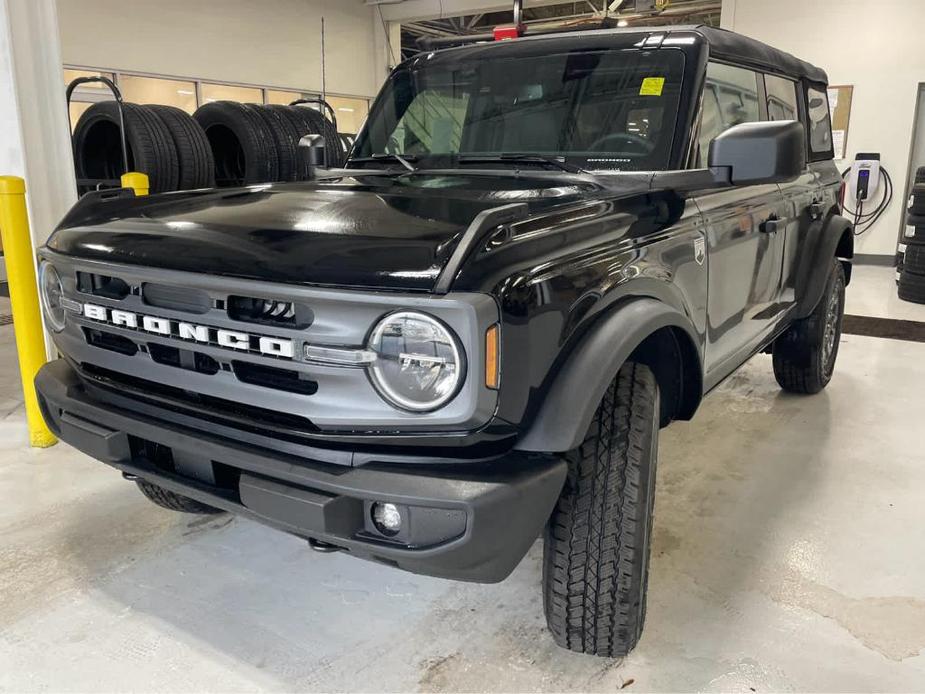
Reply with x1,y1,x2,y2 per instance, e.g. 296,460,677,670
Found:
696,185,787,377
767,73,813,312
691,62,789,380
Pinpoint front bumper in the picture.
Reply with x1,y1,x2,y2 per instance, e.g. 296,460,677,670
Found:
36,359,566,582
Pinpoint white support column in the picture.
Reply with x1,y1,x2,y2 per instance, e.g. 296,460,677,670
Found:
720,0,736,30
0,0,77,273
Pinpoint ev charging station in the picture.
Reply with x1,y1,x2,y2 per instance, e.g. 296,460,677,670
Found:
848,153,882,204
843,152,893,234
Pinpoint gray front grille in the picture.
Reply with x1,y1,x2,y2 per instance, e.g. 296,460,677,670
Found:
40,250,498,434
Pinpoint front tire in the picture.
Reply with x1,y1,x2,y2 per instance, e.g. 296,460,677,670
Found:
136,479,224,515
542,362,660,658
772,258,846,394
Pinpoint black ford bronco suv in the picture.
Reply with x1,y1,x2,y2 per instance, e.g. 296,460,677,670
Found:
35,26,850,657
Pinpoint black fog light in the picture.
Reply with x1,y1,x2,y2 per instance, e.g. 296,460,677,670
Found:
370,502,402,536
360,501,466,547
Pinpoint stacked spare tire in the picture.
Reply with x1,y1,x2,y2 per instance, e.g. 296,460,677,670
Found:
899,168,925,303
73,102,214,194
192,101,345,186
72,100,345,194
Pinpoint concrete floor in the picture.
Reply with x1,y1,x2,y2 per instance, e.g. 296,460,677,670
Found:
2,266,925,692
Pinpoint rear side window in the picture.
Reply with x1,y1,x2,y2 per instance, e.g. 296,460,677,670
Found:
696,62,761,167
765,74,799,121
807,85,834,158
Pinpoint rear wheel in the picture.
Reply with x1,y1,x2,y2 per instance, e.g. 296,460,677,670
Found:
772,258,845,394
543,362,660,658
136,479,223,514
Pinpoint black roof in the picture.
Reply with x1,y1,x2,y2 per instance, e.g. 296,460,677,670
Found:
417,24,828,86
693,26,828,85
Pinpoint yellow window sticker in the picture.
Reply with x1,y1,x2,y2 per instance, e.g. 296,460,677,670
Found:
639,77,665,96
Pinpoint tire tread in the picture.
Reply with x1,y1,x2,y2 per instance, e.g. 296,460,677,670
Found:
146,104,214,189
136,479,223,514
773,259,845,394
543,362,658,657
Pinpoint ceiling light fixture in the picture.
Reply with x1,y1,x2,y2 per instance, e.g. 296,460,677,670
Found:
617,19,629,27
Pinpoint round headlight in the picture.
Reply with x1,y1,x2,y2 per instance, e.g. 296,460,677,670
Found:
368,311,464,412
39,262,67,332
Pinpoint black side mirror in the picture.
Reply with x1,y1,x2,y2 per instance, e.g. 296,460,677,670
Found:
299,134,326,179
708,120,806,185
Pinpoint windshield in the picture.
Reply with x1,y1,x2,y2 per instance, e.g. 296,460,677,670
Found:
352,48,685,172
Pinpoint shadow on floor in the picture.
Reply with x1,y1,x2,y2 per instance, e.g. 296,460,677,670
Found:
42,358,843,691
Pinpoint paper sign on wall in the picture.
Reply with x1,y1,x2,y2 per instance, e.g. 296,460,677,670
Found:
827,85,854,159
832,130,846,160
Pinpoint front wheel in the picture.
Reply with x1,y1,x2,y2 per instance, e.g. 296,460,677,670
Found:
542,362,660,658
136,479,224,515
772,258,846,394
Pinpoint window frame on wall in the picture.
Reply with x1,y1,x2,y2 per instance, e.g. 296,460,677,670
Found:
324,95,371,136
63,68,116,131
199,82,264,106
117,73,199,114
63,64,371,133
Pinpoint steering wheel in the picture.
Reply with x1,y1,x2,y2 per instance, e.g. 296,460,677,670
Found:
587,132,655,154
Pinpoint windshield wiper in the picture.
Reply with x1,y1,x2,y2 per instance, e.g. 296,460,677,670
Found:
348,153,418,171
458,154,585,174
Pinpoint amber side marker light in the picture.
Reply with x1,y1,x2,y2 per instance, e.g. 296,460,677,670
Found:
485,324,500,389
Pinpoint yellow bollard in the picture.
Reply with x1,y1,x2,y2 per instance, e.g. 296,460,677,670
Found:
120,171,149,196
0,176,57,448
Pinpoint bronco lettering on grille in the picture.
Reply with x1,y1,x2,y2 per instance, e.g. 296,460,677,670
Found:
80,303,295,358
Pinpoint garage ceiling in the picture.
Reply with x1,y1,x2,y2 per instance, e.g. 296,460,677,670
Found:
395,0,721,58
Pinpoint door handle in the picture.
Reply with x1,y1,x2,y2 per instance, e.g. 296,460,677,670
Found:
760,215,783,233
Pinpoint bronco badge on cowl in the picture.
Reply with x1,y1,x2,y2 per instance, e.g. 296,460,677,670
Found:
35,25,850,657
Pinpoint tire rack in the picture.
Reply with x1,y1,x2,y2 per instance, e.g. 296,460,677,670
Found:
65,76,130,193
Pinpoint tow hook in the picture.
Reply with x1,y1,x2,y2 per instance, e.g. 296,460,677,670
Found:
308,537,344,553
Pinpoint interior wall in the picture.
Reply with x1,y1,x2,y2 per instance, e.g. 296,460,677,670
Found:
721,0,925,256
55,0,383,98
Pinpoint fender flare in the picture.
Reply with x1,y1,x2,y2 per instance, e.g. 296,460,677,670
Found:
515,298,702,453
795,213,853,318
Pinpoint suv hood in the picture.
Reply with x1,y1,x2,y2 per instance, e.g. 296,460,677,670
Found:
48,173,604,291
